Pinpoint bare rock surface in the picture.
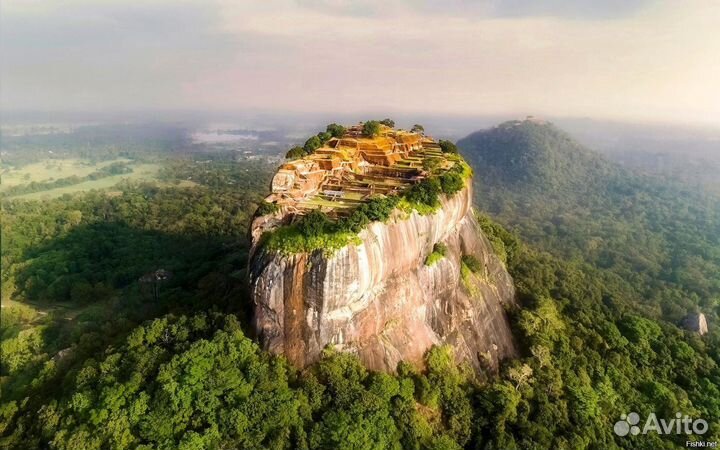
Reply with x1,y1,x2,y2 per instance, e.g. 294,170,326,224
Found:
682,313,709,335
249,185,517,372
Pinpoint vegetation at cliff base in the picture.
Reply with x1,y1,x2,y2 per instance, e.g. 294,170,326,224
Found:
0,310,474,450
460,120,720,447
5,210,719,449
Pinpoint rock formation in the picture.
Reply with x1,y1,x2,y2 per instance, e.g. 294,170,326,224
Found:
682,313,709,335
248,184,518,373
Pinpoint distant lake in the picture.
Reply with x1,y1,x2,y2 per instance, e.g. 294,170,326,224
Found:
191,131,259,143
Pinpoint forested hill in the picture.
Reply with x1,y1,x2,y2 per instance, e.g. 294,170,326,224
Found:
458,119,720,333
458,119,613,189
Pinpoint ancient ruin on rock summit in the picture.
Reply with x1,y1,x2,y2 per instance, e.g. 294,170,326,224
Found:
262,123,450,217
249,123,516,373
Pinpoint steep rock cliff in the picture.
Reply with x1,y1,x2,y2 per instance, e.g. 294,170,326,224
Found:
248,185,517,372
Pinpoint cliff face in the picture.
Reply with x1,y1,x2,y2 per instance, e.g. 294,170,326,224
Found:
248,185,517,373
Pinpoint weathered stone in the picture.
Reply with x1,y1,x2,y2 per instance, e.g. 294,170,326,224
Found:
249,185,517,372
682,313,709,335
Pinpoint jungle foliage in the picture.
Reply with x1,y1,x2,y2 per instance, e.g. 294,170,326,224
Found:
3,122,719,449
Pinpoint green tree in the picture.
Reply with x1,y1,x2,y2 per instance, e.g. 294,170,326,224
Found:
423,157,443,173
405,178,441,208
438,140,458,154
317,131,332,143
298,210,329,238
326,123,346,138
379,118,395,128
256,201,280,216
439,172,464,195
286,146,305,159
303,136,322,154
362,121,381,137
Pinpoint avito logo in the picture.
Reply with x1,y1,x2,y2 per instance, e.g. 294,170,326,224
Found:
614,412,708,437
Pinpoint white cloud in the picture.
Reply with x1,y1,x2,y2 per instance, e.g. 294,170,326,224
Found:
1,0,719,124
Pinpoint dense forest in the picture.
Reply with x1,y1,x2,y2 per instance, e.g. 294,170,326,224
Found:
459,120,720,330
1,157,275,406
1,121,719,449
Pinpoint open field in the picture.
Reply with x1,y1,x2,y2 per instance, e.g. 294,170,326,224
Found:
0,298,84,321
6,163,162,200
1,158,135,188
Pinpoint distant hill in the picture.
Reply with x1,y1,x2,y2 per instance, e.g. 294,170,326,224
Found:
459,119,720,328
458,119,612,190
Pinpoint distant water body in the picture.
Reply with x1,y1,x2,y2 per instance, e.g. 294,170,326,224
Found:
191,131,259,143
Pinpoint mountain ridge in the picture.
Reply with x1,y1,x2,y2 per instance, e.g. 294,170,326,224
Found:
458,118,720,330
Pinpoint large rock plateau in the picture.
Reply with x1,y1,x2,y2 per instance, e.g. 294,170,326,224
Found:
248,185,517,372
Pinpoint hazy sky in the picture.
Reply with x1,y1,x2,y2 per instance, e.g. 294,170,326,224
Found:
2,0,719,125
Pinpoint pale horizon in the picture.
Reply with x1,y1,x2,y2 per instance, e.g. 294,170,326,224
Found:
2,0,719,127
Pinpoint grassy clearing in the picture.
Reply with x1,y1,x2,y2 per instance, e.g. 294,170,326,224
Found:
1,298,85,321
0,300,42,341
0,298,93,347
1,158,134,188
9,163,162,200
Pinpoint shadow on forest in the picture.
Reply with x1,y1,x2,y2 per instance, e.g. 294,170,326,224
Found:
5,221,256,393
17,221,250,305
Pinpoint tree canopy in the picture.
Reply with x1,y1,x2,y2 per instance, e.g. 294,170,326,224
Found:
2,121,719,449
439,140,458,154
326,123,346,138
363,121,382,137
379,118,395,128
